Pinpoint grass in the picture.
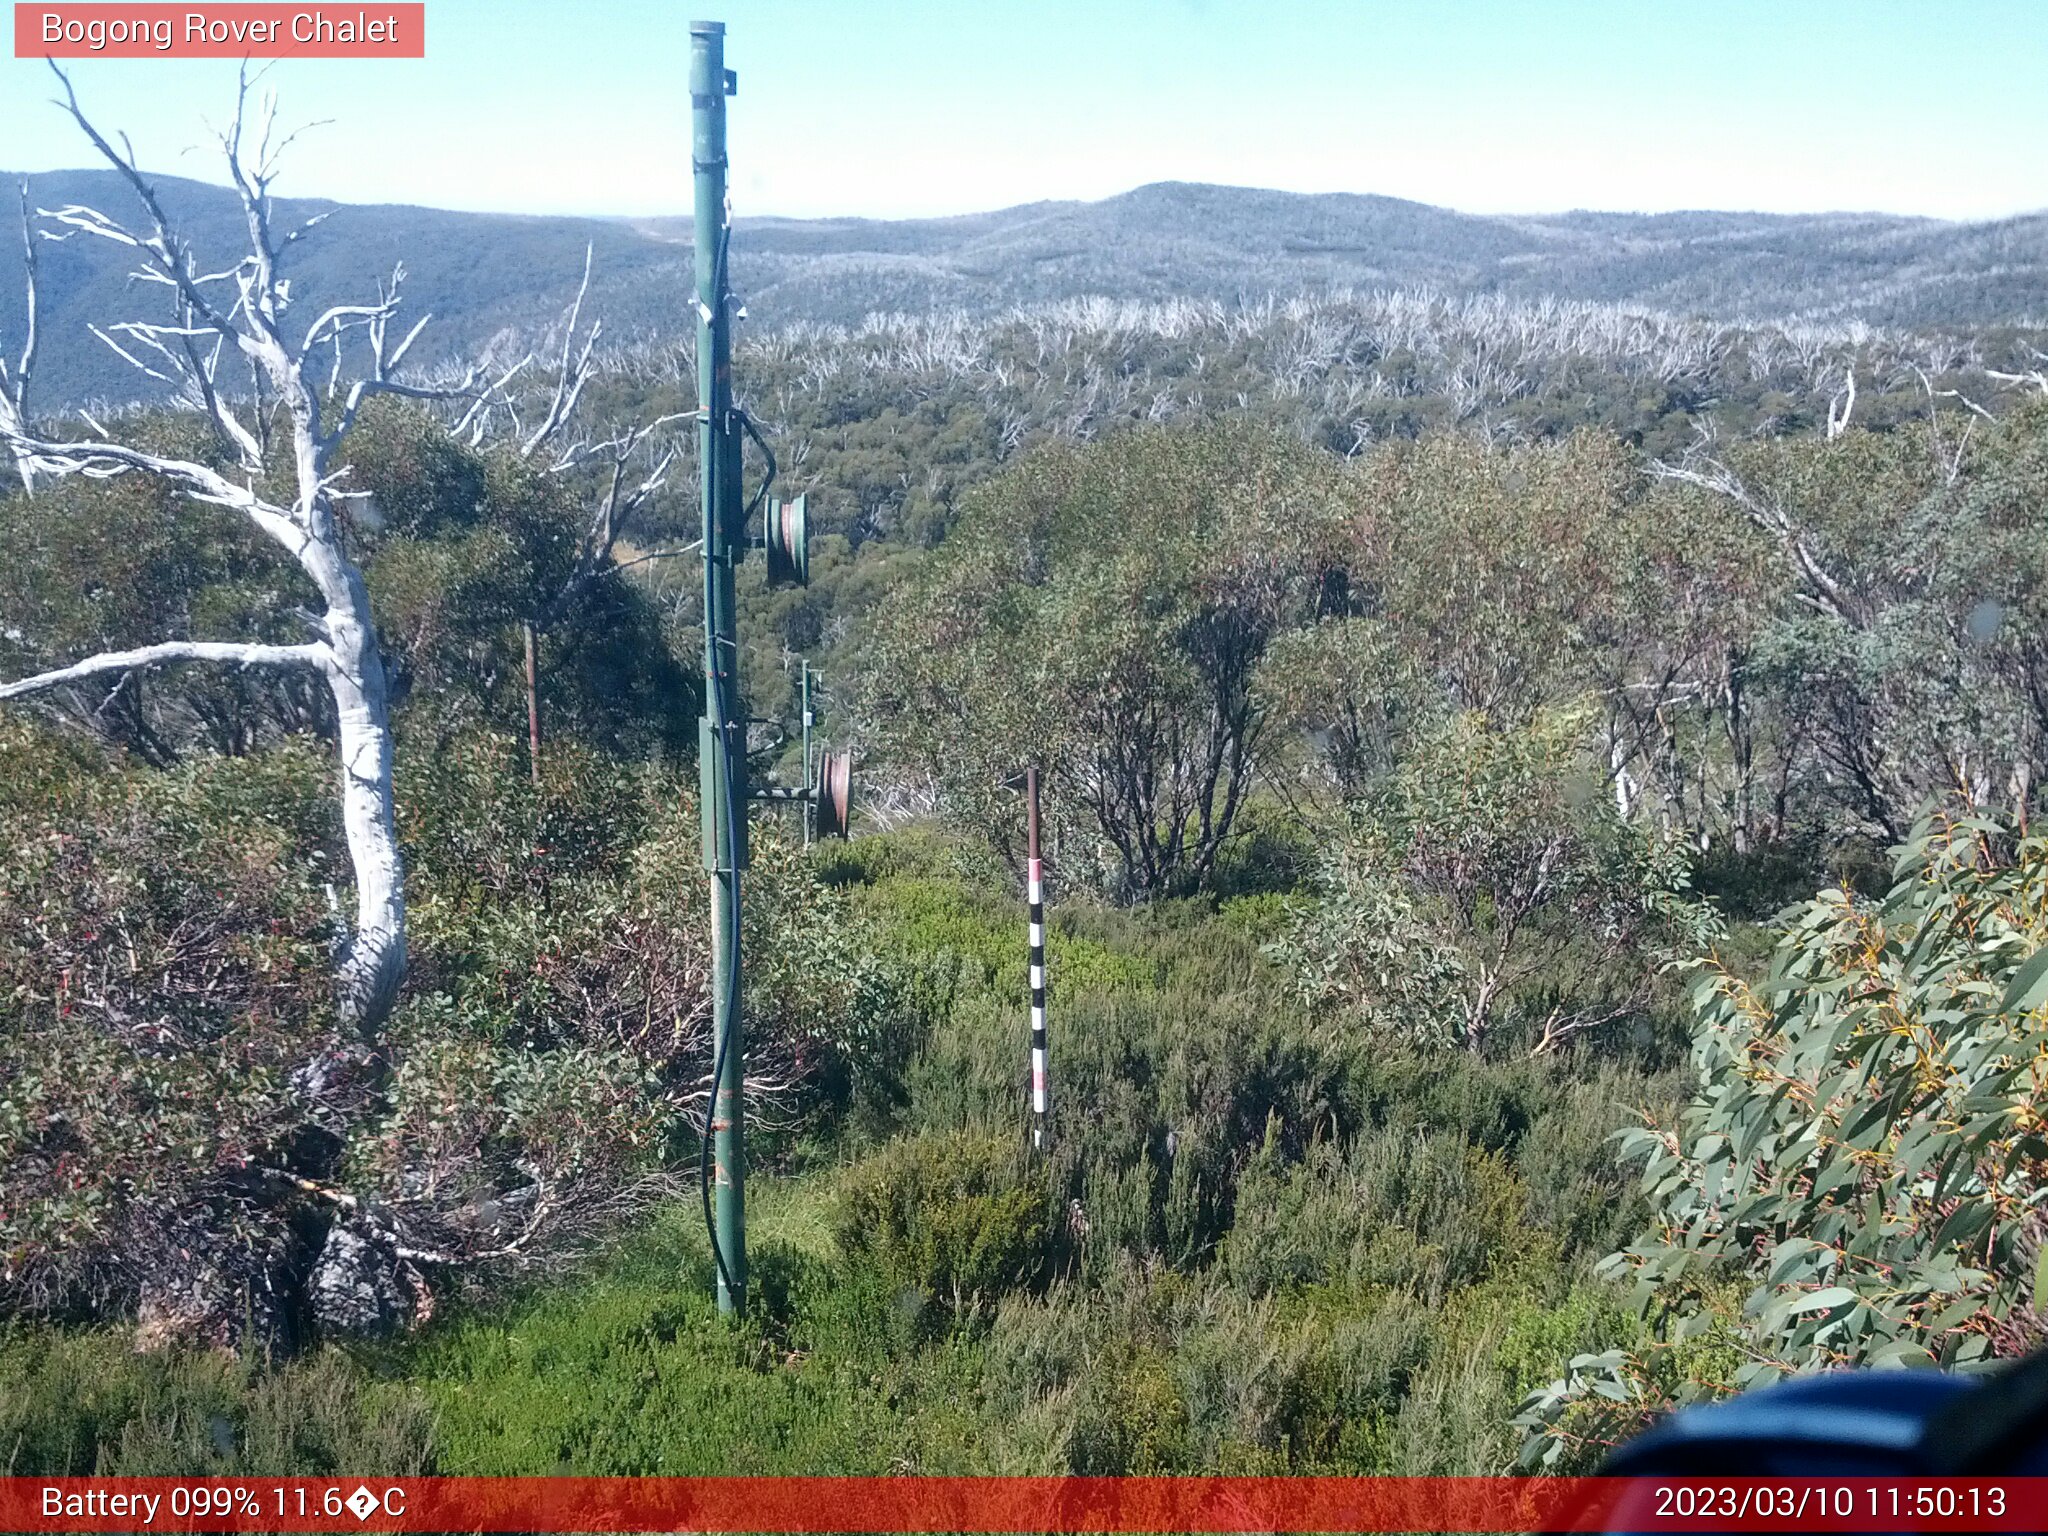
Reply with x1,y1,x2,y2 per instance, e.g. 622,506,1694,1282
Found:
0,827,1698,1478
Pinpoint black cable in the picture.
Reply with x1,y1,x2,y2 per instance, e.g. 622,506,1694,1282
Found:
736,408,776,527
698,745,742,1308
699,210,743,1311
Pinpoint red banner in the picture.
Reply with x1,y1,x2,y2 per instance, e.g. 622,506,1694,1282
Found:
6,1476,2048,1532
14,4,424,58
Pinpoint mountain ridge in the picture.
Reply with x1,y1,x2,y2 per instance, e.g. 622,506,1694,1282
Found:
4,171,2046,407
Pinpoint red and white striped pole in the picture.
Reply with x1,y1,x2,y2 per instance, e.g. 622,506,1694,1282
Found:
1025,765,1049,1151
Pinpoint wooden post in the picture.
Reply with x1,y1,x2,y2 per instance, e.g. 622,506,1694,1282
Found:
1026,765,1048,1151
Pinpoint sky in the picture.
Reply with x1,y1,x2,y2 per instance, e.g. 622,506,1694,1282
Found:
1,0,2044,223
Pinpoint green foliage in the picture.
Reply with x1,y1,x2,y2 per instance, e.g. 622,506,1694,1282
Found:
981,1251,1623,1476
0,706,924,1334
0,820,1678,1476
403,1201,989,1476
853,407,2048,918
19,245,2048,1483
343,402,694,759
377,731,935,1251
1274,711,1718,1054
0,719,337,1320
1357,432,1638,722
833,1131,1055,1320
1612,401,2048,844
0,1328,432,1475
857,867,1157,1006
0,401,694,770
398,728,652,907
0,415,327,762
866,421,1346,898
1256,616,1428,803
1520,812,2048,1465
1222,1132,1534,1299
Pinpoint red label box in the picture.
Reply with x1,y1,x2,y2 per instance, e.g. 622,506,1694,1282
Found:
9,1476,2048,1533
14,4,425,58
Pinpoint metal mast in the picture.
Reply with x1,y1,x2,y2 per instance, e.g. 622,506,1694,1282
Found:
801,664,816,848
692,17,746,1317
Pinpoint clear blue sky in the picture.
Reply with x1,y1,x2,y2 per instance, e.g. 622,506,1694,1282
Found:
2,0,2043,222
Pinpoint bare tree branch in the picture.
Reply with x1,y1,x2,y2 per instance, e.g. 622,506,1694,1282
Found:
1650,437,1865,628
1915,365,1981,486
519,242,599,459
0,178,37,493
536,416,687,627
607,539,703,576
42,63,252,357
2,426,308,550
1986,366,2048,397
5,65,422,1035
1825,364,1855,439
0,639,330,702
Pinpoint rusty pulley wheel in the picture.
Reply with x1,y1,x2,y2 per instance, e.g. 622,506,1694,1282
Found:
814,748,852,839
765,493,809,587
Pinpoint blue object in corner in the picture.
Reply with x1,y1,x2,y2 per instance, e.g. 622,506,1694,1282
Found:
1602,1369,1983,1477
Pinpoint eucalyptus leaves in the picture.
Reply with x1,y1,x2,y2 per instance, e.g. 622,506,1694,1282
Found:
1520,813,2048,1467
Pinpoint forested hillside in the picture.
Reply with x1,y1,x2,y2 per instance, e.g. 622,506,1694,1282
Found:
6,168,2048,404
8,112,2048,1486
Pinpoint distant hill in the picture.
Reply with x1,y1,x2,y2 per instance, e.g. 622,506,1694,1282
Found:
0,169,678,409
658,183,2048,335
4,171,2047,406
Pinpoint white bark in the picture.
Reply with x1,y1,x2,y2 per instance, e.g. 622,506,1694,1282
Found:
0,66,501,1035
0,179,37,494
1825,364,1855,439
1649,440,1866,630
0,639,328,701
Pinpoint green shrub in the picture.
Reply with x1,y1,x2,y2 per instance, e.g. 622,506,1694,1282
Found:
1069,1341,1191,1472
0,1329,432,1476
1520,813,2048,1466
860,873,1157,1008
410,1202,989,1476
1273,710,1718,1055
809,826,989,890
1207,801,1320,901
397,730,654,908
1221,1131,1533,1301
978,1258,1508,1475
832,1132,1055,1319
866,423,1348,900
0,722,336,1329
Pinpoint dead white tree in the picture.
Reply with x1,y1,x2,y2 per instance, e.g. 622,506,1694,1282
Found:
1986,349,2048,398
1825,363,1856,439
453,250,688,777
1650,426,1866,630
522,316,689,628
0,179,37,494
0,66,508,1036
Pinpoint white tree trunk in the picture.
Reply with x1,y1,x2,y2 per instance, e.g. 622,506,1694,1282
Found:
326,570,407,1030
1,176,37,496
0,67,523,1039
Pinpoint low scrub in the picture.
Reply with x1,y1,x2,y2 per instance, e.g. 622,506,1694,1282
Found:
832,1132,1056,1321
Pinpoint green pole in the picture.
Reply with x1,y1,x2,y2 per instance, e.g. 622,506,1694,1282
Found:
802,665,815,848
692,17,745,1317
